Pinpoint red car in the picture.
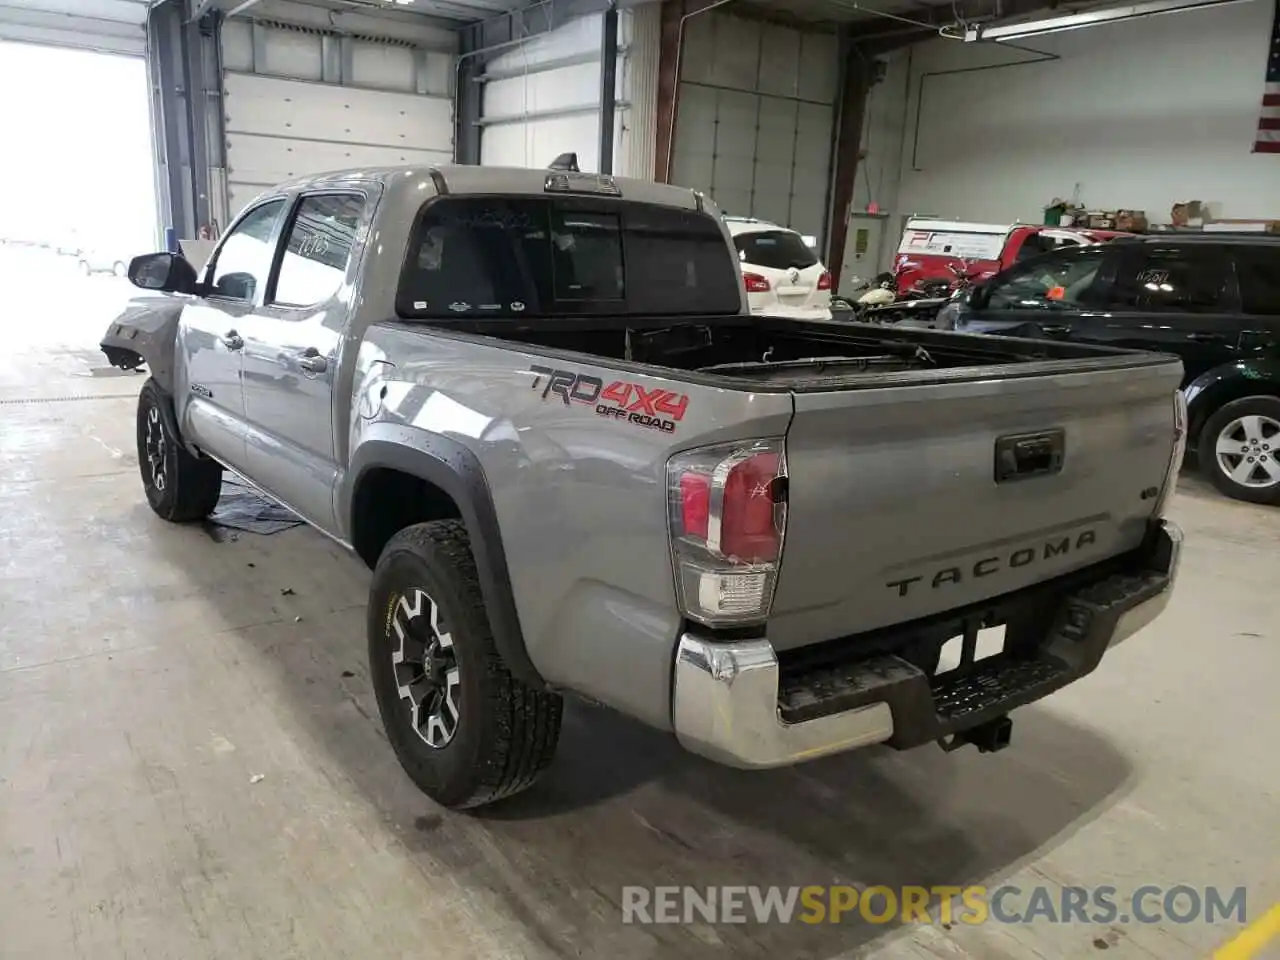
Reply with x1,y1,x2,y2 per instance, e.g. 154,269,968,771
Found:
893,219,1131,295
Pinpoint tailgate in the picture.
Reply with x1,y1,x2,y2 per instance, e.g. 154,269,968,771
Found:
768,356,1183,650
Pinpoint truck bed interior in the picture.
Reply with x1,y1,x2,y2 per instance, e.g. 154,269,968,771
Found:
425,315,1153,388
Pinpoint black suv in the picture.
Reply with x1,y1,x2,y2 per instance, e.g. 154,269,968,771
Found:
944,234,1280,505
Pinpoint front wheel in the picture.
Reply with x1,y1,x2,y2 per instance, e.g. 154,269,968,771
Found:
136,379,224,521
368,520,563,809
112,261,127,278
1200,395,1280,505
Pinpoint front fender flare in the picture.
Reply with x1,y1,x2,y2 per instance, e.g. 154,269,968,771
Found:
343,425,544,688
99,298,184,394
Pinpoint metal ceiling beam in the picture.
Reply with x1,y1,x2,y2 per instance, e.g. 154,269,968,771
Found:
965,0,1256,40
842,0,1061,41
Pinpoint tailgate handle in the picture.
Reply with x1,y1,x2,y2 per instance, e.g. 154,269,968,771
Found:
995,429,1065,483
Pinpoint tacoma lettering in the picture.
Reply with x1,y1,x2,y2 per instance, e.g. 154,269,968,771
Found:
886,530,1098,597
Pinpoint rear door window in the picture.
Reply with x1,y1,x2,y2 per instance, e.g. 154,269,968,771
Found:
1108,246,1236,313
1233,246,1280,316
733,230,818,270
270,193,365,308
397,197,741,319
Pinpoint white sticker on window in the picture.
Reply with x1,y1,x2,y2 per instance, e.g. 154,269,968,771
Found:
413,300,428,310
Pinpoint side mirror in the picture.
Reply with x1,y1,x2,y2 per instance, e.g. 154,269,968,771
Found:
128,253,197,294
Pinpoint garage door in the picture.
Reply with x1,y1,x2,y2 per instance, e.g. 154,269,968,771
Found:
220,18,455,217
0,0,146,56
670,12,838,243
478,5,660,180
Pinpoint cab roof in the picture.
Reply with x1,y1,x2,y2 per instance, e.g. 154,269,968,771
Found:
263,165,708,212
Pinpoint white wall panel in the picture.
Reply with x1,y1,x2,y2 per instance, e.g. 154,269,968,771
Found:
618,1,659,180
221,20,254,72
219,10,454,219
0,0,146,56
480,12,605,171
670,11,837,243
224,72,451,214
868,0,1280,238
757,25,800,99
486,62,601,116
797,31,839,104
350,40,417,91
246,0,457,49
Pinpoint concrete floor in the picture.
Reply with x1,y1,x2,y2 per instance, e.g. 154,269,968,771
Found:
1,246,1277,960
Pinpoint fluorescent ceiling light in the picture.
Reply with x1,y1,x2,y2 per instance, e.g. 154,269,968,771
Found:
964,0,1256,41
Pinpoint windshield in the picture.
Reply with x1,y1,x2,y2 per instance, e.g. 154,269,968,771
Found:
396,197,742,320
733,230,819,270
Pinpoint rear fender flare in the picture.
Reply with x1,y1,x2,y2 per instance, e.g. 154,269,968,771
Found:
1184,358,1280,447
343,427,544,688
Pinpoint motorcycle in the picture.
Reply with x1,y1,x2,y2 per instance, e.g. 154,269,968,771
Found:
829,273,897,318
855,260,987,329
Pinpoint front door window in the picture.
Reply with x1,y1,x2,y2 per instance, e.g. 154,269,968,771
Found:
984,249,1109,311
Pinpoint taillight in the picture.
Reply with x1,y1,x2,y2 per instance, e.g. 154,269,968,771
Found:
667,439,787,626
817,270,832,291
1154,390,1188,516
743,272,771,293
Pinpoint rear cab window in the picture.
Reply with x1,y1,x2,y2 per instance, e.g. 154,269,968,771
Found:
396,197,742,320
733,230,818,270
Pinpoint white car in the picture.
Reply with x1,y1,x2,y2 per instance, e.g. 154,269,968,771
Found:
725,217,832,319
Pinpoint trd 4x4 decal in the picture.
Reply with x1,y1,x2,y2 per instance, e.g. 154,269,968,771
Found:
529,365,690,434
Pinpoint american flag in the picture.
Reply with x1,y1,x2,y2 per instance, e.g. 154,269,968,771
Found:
1256,0,1280,153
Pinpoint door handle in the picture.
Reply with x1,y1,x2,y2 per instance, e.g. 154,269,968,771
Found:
298,350,328,374
221,330,244,350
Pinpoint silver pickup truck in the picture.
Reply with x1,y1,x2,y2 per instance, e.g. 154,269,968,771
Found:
102,165,1186,810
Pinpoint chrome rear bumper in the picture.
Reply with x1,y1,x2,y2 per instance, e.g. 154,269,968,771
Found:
672,520,1182,769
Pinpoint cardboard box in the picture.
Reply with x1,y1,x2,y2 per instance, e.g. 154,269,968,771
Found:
1115,210,1148,232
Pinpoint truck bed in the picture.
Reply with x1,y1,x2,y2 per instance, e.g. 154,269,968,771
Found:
440,314,1171,391
420,313,1183,650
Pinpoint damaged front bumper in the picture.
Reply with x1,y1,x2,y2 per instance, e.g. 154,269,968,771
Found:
672,519,1183,769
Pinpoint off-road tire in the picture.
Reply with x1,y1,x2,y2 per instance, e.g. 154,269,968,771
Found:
368,520,562,809
136,378,223,521
1199,395,1280,506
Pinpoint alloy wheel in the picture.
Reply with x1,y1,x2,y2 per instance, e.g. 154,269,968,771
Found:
1215,414,1280,489
144,404,167,492
389,588,461,748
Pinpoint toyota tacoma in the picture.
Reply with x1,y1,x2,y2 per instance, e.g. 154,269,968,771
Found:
101,165,1186,809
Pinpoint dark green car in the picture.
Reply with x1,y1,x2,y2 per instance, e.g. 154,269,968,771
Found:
948,234,1280,505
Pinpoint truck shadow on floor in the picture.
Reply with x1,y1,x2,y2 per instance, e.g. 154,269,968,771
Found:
151,519,1136,960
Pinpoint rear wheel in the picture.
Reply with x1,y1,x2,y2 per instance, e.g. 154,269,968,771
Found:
136,378,224,521
1200,395,1280,505
368,521,562,809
